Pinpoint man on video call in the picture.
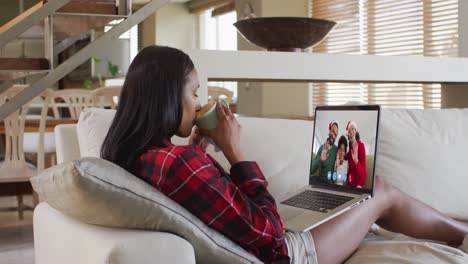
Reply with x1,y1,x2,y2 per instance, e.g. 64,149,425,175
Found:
311,121,339,181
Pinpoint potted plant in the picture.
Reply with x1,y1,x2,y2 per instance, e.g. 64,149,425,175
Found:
83,57,120,89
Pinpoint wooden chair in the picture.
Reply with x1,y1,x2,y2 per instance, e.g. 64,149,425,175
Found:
0,85,37,220
22,88,56,173
91,86,122,109
208,86,234,104
31,89,93,172
50,89,94,119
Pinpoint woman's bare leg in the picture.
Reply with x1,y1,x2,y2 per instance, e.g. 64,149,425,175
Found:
310,177,468,264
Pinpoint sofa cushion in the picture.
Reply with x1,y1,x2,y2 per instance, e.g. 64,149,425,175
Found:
377,109,468,221
76,108,115,158
76,108,189,159
345,240,468,264
31,157,261,264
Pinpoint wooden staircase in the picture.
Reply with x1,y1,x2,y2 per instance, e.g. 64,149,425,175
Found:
0,0,126,82
11,1,123,40
0,0,168,120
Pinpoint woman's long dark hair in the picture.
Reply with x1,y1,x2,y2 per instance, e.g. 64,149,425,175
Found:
101,46,194,172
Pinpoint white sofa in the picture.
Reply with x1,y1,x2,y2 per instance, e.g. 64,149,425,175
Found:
34,108,468,263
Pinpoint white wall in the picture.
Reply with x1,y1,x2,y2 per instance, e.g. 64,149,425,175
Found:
155,3,197,49
139,13,156,49
260,0,311,116
93,38,130,77
235,0,264,116
261,0,309,17
235,0,312,117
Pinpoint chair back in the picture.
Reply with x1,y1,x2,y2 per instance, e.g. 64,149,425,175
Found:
0,85,42,217
50,89,94,119
91,86,122,109
0,85,33,176
33,88,56,172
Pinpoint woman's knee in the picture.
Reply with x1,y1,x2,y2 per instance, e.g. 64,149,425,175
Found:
375,176,403,204
373,176,393,222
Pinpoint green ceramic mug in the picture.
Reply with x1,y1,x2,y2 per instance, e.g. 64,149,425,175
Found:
195,98,229,130
195,98,229,151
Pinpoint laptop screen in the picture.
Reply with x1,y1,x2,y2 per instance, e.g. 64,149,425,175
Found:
309,105,380,195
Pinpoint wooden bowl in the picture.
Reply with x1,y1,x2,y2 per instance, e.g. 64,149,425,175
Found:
234,17,336,52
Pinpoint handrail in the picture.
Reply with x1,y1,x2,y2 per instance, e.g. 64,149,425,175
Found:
0,2,42,34
0,0,72,48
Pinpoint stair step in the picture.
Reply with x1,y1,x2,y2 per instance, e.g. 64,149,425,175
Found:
2,1,125,41
0,58,50,71
58,1,117,15
17,14,125,40
53,12,127,19
52,15,119,36
43,0,118,15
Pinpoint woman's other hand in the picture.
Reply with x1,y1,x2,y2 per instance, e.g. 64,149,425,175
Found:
199,99,245,165
189,127,209,151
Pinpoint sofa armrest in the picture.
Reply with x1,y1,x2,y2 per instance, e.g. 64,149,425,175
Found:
34,203,195,264
54,124,80,164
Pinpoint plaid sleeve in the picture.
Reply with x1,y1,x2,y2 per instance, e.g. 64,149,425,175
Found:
163,146,288,263
230,161,279,209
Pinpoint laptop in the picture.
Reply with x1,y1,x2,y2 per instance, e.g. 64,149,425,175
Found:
278,105,381,232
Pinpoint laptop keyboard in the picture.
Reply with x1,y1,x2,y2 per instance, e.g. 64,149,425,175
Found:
281,190,354,213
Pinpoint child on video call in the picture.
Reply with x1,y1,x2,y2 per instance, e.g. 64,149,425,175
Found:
334,135,349,185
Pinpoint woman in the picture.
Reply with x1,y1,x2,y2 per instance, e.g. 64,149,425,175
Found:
334,135,348,185
346,121,366,188
101,46,468,264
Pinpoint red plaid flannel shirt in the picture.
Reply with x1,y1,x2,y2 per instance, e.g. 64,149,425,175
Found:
134,140,289,263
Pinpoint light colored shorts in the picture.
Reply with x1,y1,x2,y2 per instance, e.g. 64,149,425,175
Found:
284,231,318,264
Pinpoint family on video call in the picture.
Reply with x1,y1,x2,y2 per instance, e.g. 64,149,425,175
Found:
311,120,367,188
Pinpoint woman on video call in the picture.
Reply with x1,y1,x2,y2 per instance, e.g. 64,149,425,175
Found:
346,121,367,188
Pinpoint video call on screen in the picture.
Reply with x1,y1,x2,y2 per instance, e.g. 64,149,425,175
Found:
310,110,379,191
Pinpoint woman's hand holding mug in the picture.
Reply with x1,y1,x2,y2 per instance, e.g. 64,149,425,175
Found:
198,99,245,165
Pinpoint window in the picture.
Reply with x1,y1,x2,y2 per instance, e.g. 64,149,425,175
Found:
199,9,237,51
199,9,238,101
311,0,459,109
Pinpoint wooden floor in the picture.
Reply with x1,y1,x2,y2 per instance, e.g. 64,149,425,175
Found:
0,195,34,264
